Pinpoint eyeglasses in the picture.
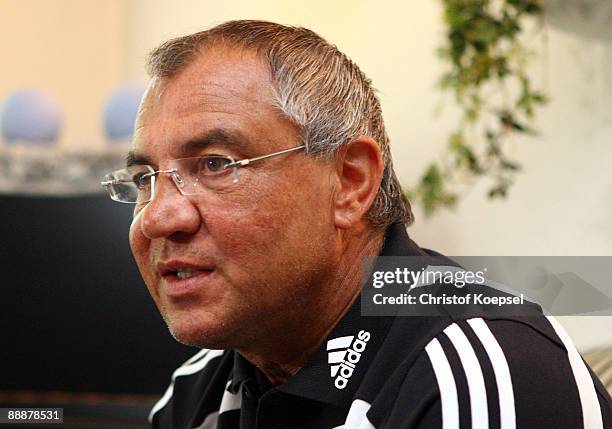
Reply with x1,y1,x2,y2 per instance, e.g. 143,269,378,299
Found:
101,144,306,204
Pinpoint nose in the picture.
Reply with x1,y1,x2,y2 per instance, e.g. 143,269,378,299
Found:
137,172,201,239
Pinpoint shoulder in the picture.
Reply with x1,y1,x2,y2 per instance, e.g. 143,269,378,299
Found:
364,316,612,428
149,349,227,428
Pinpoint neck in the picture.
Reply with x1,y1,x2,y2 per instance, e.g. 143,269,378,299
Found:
237,228,384,385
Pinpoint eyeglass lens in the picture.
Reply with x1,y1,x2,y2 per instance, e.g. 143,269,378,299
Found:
104,156,238,203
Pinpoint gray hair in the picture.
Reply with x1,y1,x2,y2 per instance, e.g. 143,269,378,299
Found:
146,20,414,228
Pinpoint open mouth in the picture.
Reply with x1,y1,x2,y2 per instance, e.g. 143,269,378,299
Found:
157,260,216,285
161,268,214,281
157,264,216,297
172,268,209,279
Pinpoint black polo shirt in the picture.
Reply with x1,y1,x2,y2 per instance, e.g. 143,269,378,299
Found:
149,224,612,428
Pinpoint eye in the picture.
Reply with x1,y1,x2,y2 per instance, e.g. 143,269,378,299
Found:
199,156,232,174
132,172,152,189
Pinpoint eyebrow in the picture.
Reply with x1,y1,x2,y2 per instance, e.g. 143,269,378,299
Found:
180,128,250,156
126,128,251,167
125,151,153,168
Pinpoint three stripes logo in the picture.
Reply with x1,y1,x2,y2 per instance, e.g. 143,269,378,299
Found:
326,330,371,389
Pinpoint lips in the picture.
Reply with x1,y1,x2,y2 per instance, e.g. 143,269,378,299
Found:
157,260,216,297
158,260,215,276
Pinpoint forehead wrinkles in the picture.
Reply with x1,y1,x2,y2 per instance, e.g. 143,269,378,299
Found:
134,48,284,153
174,82,274,117
137,78,278,136
163,45,276,111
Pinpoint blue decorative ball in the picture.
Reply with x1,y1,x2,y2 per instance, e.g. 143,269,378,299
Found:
103,83,147,142
1,90,62,145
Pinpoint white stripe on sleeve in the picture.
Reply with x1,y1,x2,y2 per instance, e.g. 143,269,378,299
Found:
546,316,603,429
444,323,489,429
467,318,516,429
340,398,376,429
425,338,459,429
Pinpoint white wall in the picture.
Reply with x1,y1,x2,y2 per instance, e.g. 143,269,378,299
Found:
0,0,127,148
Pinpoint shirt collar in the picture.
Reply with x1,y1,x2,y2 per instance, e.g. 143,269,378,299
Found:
228,351,273,396
228,351,251,394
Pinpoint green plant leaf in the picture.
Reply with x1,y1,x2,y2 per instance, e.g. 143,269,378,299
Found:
411,0,547,217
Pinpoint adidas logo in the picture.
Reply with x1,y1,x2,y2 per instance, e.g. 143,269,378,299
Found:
326,330,371,389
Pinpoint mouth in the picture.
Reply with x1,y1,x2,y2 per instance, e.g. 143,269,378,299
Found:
164,268,213,280
157,261,216,297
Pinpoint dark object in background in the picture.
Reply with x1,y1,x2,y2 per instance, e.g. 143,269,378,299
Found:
0,194,196,426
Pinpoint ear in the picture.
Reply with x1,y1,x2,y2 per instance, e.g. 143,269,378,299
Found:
333,136,384,230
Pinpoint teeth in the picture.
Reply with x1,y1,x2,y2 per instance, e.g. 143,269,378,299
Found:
176,269,200,279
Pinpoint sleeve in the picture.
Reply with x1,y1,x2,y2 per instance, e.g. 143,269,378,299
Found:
380,317,612,429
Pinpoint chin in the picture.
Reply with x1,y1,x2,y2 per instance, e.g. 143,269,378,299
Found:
166,314,231,350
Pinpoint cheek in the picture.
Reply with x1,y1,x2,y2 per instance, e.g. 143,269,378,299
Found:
210,205,282,261
209,174,334,272
128,213,151,274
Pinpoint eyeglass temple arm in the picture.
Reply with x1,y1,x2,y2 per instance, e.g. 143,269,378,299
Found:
101,146,306,186
226,145,306,168
100,168,177,187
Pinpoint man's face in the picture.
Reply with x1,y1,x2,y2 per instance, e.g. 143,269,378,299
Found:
129,47,339,349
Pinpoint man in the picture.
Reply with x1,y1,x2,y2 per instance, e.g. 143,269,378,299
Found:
102,20,611,428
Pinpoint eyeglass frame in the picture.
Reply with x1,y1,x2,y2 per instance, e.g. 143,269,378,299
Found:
100,144,307,204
